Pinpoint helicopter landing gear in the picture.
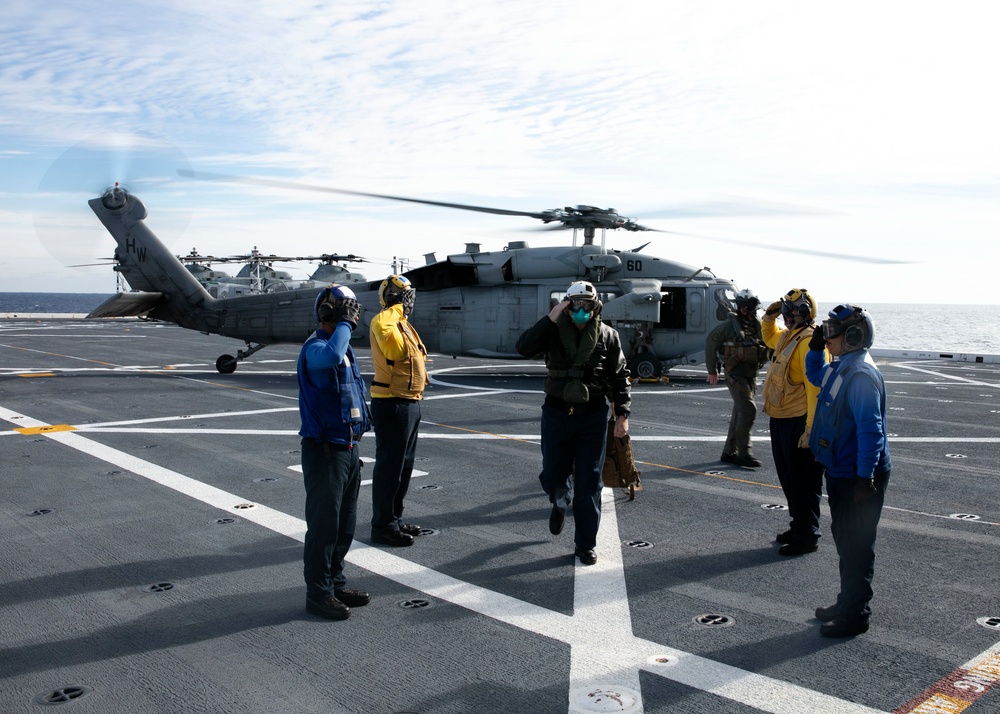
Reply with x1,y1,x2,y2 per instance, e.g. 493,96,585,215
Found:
216,355,238,374
630,353,662,381
215,342,267,374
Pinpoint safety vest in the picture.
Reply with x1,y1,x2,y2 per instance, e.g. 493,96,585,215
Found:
720,314,767,372
762,325,812,418
371,317,428,400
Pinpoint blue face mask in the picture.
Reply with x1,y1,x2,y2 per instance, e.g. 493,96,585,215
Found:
570,306,592,324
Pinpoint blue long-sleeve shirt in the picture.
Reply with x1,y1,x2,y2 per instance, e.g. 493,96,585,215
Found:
297,322,371,444
805,348,891,479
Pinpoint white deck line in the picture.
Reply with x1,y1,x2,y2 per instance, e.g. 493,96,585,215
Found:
2,403,893,714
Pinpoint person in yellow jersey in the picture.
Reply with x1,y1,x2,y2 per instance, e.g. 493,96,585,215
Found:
761,288,828,556
368,274,429,547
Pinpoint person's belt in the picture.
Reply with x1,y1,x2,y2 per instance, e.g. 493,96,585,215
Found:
544,396,605,416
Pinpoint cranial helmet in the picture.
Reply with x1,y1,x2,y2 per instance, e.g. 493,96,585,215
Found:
379,274,415,314
822,303,875,352
315,284,361,325
780,288,817,324
565,280,601,324
734,288,760,312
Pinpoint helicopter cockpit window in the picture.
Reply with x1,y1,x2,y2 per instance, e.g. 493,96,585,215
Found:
656,288,686,329
715,287,737,321
549,290,621,309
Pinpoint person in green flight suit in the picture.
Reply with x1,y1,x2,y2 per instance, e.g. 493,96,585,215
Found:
705,289,768,468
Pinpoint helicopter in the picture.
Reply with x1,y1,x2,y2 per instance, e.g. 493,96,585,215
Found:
178,247,368,298
86,179,900,375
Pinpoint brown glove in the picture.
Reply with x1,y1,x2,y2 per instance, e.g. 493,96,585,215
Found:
765,301,782,317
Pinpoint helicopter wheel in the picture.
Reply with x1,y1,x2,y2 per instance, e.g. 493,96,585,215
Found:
216,355,238,374
630,353,662,380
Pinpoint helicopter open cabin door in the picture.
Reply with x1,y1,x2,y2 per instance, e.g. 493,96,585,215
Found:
647,285,711,370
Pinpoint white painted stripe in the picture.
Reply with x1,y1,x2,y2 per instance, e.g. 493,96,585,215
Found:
285,463,427,488
76,428,300,435
54,426,1000,444
893,362,1000,386
1,402,890,714
82,408,298,427
570,489,643,698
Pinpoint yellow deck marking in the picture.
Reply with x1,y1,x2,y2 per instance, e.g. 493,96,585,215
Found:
14,424,77,435
18,372,57,378
906,693,971,713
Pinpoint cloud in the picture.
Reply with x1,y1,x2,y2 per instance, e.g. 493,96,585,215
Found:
1,1,999,302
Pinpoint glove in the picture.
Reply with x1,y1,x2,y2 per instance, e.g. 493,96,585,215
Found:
335,302,361,330
808,329,826,351
853,477,877,503
765,301,782,316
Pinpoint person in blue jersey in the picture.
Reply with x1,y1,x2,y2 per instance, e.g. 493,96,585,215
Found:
298,284,372,621
806,304,892,637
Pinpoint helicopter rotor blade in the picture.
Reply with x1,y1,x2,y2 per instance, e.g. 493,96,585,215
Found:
291,253,370,264
36,134,193,270
178,169,898,263
639,198,833,219
67,259,117,268
658,229,911,264
178,170,557,221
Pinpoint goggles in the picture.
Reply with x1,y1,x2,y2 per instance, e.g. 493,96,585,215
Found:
822,304,859,339
569,298,596,311
822,321,845,340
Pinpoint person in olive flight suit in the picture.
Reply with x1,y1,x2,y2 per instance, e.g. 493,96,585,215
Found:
705,289,768,467
516,280,631,566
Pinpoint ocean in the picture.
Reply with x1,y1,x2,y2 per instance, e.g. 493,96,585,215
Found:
1,293,998,355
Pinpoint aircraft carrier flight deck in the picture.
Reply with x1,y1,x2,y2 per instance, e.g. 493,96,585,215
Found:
1,318,999,714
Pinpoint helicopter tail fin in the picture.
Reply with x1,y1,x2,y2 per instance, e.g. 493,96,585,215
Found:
88,189,217,326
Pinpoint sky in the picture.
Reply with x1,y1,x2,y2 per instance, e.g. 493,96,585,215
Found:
2,1,999,304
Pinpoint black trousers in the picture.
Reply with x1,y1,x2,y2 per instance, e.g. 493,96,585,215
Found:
826,471,890,622
539,402,609,551
301,437,361,597
770,414,824,542
370,397,421,534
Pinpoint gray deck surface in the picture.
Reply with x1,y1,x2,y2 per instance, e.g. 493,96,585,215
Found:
2,319,998,713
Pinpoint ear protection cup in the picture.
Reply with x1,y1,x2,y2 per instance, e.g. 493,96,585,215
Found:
845,324,864,348
317,299,337,324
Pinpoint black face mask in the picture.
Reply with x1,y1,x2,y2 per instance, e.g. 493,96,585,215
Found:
400,288,416,314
